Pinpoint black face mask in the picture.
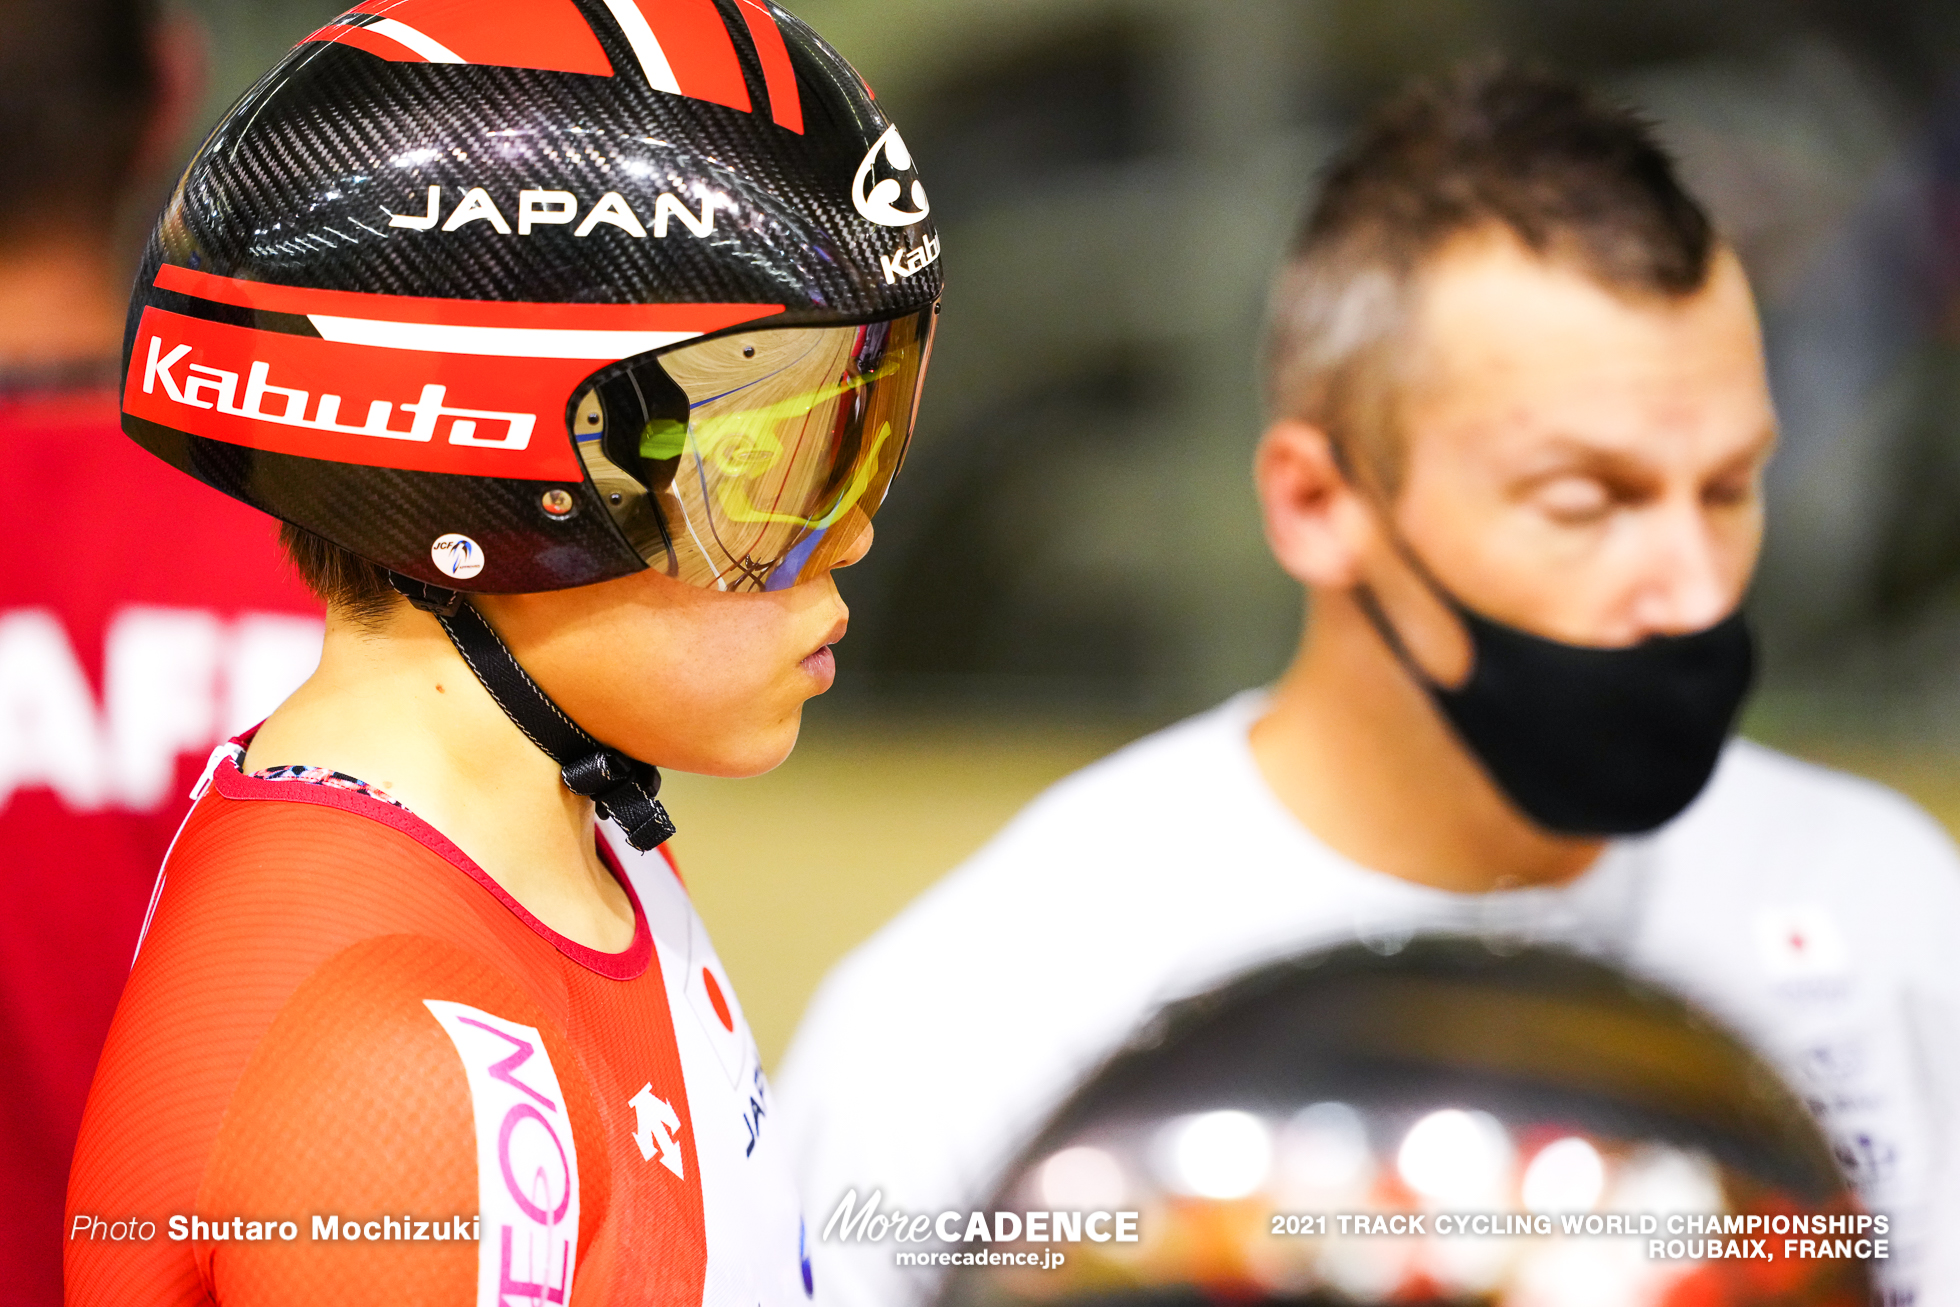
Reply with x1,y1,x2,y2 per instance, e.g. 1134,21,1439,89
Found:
1355,560,1755,838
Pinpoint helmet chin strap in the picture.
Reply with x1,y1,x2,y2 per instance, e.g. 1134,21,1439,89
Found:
389,575,677,852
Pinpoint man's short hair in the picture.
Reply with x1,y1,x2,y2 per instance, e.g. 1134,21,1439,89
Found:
0,0,161,239
1263,62,1716,490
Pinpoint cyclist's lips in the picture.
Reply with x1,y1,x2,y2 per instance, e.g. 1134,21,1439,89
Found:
799,616,848,686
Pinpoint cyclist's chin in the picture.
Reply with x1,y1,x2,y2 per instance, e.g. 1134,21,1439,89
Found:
626,692,810,780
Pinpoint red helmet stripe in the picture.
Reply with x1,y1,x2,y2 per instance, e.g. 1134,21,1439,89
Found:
735,0,803,134
621,0,751,112
155,265,782,337
306,0,614,78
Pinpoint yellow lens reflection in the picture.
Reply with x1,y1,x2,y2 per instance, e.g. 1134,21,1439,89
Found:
710,421,894,529
689,355,900,480
583,305,934,592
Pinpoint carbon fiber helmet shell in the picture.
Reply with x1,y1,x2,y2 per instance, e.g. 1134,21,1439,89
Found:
121,0,943,594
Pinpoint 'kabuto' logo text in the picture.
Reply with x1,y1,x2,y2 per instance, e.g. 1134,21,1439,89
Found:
388,186,723,240
881,232,941,285
141,335,536,450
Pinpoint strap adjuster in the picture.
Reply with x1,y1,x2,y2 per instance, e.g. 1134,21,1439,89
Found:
562,749,640,797
387,573,462,616
565,751,674,850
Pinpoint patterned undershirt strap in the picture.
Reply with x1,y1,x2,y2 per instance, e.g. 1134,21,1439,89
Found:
248,764,412,813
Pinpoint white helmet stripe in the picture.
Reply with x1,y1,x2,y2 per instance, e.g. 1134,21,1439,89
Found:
307,315,700,360
362,18,466,65
598,0,683,95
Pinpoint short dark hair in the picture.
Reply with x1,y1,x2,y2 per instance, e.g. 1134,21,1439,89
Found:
1264,62,1717,488
0,0,161,239
279,523,400,628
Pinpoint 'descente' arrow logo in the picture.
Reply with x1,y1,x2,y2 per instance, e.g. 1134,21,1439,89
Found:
852,125,931,228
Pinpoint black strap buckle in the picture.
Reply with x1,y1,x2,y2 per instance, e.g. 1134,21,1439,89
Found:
561,749,642,797
565,751,676,851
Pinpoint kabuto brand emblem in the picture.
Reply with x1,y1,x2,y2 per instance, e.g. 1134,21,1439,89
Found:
851,125,931,228
432,534,486,579
388,186,724,240
424,1002,580,1307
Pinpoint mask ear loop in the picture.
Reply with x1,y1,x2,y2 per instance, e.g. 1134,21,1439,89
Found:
1351,583,1444,692
1325,428,1471,692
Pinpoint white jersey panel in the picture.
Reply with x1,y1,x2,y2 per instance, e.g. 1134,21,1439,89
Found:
607,825,813,1307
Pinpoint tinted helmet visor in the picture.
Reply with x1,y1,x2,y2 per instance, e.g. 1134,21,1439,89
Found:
577,302,936,591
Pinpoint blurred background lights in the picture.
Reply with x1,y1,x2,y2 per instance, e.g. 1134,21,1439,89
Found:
1158,1110,1273,1199
1037,1145,1128,1211
1425,1227,1512,1298
1608,1146,1725,1216
1509,1238,1660,1307
1396,1109,1513,1204
1279,1101,1373,1193
1520,1136,1607,1214
1317,1227,1416,1302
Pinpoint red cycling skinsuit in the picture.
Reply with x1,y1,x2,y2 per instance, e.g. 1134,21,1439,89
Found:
66,737,808,1306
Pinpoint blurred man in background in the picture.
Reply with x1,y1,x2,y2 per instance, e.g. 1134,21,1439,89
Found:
781,65,1960,1306
0,2,321,1300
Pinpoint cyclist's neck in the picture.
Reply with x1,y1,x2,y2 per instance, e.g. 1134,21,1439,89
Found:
244,601,637,952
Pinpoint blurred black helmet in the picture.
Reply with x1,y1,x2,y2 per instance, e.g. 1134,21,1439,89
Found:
121,0,941,595
942,939,1873,1307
